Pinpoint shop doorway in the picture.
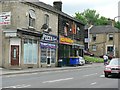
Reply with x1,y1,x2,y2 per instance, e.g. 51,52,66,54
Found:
11,45,19,65
47,49,51,65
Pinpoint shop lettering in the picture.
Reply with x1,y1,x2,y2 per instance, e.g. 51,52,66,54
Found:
40,42,56,49
60,37,73,44
42,34,57,42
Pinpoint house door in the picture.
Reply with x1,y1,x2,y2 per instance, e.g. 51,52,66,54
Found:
11,45,19,65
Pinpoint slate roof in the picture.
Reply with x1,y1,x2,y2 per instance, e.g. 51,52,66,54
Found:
22,0,84,25
90,25,120,34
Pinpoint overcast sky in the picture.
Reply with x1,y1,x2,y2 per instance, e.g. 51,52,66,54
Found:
39,0,120,20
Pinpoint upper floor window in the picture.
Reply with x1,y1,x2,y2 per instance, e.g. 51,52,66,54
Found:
108,34,113,41
92,45,97,51
92,34,96,42
44,14,49,26
29,9,36,28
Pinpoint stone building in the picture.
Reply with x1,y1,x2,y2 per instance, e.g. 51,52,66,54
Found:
1,0,58,69
53,1,85,63
0,0,85,69
89,25,120,58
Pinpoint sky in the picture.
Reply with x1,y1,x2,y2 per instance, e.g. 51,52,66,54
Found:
39,0,120,20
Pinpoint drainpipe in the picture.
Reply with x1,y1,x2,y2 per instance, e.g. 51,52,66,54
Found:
87,25,93,49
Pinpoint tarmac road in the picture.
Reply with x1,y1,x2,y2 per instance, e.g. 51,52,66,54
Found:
2,63,119,88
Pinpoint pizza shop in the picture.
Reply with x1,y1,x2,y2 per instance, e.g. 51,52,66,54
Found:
40,33,58,67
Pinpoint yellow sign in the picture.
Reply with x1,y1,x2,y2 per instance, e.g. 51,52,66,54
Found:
60,36,73,44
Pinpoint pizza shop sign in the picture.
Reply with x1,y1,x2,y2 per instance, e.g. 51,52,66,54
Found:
41,33,58,42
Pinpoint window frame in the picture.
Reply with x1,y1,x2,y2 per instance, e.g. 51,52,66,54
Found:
92,45,97,51
92,34,96,42
29,9,36,28
44,14,49,26
108,34,113,41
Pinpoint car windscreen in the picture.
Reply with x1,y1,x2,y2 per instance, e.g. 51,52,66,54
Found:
109,59,120,66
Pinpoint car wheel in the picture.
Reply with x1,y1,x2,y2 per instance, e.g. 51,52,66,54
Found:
105,73,109,77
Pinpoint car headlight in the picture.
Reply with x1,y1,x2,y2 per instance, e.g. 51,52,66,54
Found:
105,67,111,70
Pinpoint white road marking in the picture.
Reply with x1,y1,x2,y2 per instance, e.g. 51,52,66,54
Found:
90,82,97,85
6,75,16,77
100,75,105,78
31,73,38,75
3,84,31,88
83,73,98,77
41,72,51,74
42,77,73,83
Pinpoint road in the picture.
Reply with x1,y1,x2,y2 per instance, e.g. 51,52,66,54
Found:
1,64,119,88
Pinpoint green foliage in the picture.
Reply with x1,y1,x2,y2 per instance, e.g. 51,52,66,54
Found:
96,16,109,25
115,21,120,30
84,55,104,63
75,12,87,24
75,9,99,25
75,9,120,30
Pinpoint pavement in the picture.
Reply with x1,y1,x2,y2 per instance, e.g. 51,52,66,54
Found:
0,63,103,76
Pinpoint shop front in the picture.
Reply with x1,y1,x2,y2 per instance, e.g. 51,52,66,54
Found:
40,33,58,67
58,35,84,66
3,29,42,69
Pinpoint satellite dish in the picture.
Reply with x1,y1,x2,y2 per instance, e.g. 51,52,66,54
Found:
41,24,48,29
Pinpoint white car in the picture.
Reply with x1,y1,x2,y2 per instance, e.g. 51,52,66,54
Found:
79,57,85,66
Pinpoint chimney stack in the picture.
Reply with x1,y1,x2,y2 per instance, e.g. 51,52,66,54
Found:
53,1,62,11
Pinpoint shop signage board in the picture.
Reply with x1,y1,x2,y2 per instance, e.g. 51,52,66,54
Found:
41,33,58,42
59,35,74,44
40,42,57,49
0,12,11,25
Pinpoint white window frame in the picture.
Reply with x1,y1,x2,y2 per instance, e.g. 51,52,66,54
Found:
24,39,38,64
92,45,97,51
29,9,36,28
108,34,113,41
106,45,115,56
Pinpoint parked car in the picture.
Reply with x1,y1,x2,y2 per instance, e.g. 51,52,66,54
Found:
99,54,114,60
104,58,120,77
83,50,94,56
78,56,85,66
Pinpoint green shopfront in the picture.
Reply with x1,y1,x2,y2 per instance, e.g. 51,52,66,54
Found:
58,35,84,66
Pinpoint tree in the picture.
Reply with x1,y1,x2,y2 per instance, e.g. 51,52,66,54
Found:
96,16,109,25
75,9,109,25
75,9,99,25
115,21,120,29
75,9,120,30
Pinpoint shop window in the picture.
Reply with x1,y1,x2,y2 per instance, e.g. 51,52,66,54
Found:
24,39,38,64
92,45,97,51
29,9,36,28
41,48,56,64
108,34,113,41
41,48,47,63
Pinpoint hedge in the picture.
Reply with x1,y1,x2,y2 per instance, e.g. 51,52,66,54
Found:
84,55,104,63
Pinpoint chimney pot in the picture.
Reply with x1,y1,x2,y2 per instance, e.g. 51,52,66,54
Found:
53,1,62,11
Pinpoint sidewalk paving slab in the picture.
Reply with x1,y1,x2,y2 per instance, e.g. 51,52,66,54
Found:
0,63,103,76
